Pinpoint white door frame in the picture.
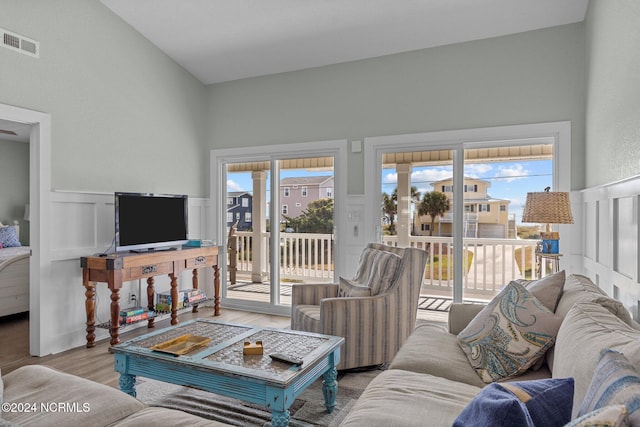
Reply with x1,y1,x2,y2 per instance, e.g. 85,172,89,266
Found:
0,103,51,356
363,121,572,302
210,139,348,316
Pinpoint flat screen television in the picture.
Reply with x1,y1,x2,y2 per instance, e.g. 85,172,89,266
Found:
115,192,188,252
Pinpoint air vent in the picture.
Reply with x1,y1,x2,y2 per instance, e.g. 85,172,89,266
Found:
1,27,39,58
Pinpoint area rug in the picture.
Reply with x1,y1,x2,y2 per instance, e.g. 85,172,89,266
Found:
135,365,385,426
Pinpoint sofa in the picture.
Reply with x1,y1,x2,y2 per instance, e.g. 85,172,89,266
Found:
1,365,230,427
340,272,640,426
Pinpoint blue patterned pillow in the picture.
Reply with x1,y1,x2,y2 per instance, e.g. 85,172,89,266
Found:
0,226,21,248
453,377,574,427
457,281,564,382
578,349,640,425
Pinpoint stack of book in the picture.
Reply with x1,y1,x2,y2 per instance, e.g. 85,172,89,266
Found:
184,288,207,305
119,307,154,325
155,290,185,312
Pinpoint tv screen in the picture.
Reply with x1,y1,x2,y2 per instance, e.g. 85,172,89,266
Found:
115,192,188,252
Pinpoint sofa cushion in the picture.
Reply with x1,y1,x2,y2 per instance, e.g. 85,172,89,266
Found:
577,349,640,425
391,321,552,388
453,377,574,427
553,302,640,418
515,270,565,312
0,368,3,420
340,369,481,427
2,365,146,427
337,277,371,297
565,405,630,427
111,407,231,427
457,281,563,383
555,274,633,325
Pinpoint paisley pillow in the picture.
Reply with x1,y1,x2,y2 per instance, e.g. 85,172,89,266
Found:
457,281,564,383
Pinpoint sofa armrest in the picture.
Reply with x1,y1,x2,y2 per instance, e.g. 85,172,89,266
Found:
448,303,485,335
291,283,339,305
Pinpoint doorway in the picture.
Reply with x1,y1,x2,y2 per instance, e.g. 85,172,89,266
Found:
0,102,52,357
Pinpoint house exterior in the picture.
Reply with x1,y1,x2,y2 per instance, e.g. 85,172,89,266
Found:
280,176,334,219
226,191,252,231
417,177,511,238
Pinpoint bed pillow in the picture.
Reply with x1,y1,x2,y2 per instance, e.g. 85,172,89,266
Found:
0,226,21,248
453,377,574,427
457,281,563,383
577,349,640,425
337,277,371,297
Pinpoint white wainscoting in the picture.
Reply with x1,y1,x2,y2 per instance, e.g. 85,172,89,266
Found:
44,191,211,354
581,175,640,321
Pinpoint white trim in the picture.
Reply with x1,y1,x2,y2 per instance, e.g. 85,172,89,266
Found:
0,103,51,356
364,121,573,301
210,139,348,313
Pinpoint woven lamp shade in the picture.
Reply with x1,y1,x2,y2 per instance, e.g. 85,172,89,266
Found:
522,192,574,224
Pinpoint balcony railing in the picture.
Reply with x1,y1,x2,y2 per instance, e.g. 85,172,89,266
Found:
229,231,540,298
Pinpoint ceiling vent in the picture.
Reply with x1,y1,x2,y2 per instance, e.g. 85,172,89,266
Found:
1,28,39,58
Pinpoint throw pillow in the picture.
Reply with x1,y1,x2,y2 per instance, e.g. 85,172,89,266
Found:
515,269,565,312
457,281,563,383
453,377,574,427
565,405,630,427
0,226,21,248
337,277,371,297
352,247,378,284
366,250,402,295
577,349,640,425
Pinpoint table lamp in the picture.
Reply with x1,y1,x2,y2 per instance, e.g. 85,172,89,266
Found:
522,188,573,254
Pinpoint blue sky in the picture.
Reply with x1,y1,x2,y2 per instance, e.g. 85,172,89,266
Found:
227,160,552,224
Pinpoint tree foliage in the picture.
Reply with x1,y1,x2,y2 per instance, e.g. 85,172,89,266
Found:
382,186,421,235
418,191,451,236
284,198,334,234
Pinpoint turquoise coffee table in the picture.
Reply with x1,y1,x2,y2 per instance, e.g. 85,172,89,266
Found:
111,319,344,427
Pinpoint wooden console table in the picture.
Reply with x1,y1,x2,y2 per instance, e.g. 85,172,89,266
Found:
81,246,220,348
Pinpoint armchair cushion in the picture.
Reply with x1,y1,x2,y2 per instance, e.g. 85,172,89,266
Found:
352,247,402,295
338,277,372,297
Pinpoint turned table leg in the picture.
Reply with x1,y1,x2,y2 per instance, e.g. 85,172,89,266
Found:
83,277,96,348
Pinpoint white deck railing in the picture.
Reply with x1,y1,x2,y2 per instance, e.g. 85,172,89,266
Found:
230,231,540,296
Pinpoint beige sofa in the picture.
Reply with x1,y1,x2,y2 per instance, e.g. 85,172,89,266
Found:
340,273,640,426
1,365,230,427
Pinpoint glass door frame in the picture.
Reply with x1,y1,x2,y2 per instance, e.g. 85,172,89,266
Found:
364,122,572,303
210,139,348,316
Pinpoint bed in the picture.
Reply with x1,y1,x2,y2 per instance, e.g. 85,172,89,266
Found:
0,223,30,317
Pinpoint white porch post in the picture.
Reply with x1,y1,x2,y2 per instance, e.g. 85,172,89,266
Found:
252,170,268,283
396,163,412,247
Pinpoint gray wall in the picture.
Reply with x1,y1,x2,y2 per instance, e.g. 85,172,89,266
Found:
585,0,640,188
0,139,29,243
207,23,587,194
0,0,209,197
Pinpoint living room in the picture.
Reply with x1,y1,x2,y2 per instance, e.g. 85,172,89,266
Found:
1,0,640,425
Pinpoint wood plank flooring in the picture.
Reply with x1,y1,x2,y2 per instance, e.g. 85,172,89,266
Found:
0,307,290,389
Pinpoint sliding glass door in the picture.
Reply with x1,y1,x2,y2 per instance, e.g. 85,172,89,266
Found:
212,141,346,316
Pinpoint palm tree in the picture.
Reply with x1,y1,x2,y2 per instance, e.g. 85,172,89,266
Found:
418,191,451,236
382,191,396,234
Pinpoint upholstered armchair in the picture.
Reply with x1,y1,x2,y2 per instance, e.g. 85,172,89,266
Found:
291,243,428,370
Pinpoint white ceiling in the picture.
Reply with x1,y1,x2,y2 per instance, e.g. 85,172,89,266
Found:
101,0,588,85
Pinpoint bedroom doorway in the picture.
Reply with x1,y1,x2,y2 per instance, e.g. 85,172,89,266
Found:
0,102,52,357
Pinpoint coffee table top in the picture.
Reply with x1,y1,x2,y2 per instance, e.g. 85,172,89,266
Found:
111,319,344,385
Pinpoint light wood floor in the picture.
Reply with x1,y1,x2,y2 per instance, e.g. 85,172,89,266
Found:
0,307,290,389
1,303,447,390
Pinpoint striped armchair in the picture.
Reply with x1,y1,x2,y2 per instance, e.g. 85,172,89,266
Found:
291,243,428,370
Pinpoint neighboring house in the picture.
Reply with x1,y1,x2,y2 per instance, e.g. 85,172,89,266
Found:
417,177,511,238
280,176,334,219
226,191,253,231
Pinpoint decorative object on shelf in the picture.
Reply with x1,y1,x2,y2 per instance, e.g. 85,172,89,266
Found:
243,340,264,355
522,188,574,254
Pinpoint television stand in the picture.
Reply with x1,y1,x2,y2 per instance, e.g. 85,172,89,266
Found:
80,246,220,348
